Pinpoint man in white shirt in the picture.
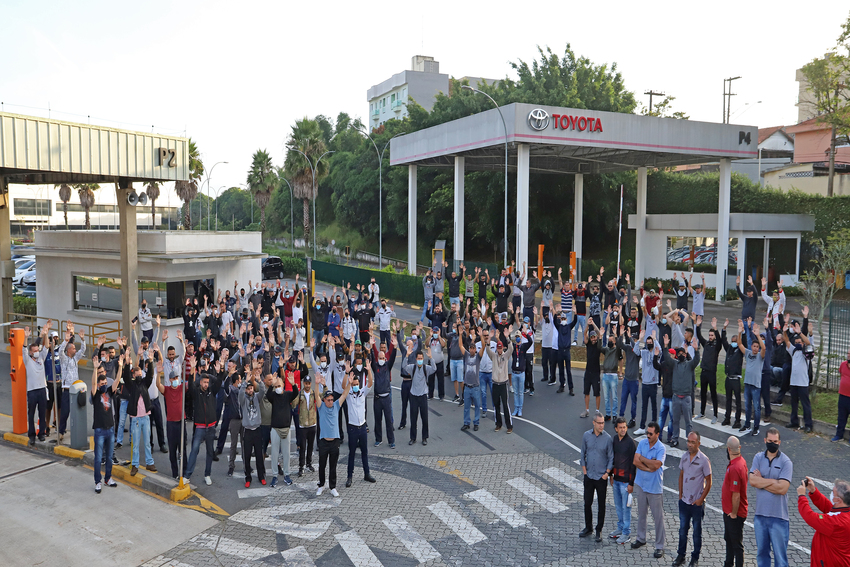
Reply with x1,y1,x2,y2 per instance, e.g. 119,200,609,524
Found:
345,360,375,488
58,323,86,441
23,323,50,444
139,301,154,341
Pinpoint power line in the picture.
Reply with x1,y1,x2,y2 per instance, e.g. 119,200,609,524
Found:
644,90,665,114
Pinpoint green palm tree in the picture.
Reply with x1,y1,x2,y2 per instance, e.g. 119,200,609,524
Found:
174,138,204,229
246,149,277,236
284,118,328,244
71,183,100,229
55,184,72,228
145,181,161,228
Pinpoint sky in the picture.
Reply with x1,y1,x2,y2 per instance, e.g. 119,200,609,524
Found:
2,0,848,199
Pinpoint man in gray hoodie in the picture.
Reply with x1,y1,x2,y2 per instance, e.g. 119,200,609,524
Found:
421,270,437,323
403,342,436,445
659,336,700,448
239,372,265,487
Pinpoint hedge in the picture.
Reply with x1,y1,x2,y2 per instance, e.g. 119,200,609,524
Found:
13,296,37,315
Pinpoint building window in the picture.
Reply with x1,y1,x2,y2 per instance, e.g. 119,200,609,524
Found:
73,275,216,319
391,93,396,103
14,198,52,216
666,237,738,274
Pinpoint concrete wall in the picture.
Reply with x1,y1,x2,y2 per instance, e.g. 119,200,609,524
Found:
763,163,850,196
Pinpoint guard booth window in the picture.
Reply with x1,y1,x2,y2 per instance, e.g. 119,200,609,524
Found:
74,276,215,319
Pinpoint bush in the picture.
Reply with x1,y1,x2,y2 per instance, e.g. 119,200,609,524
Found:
782,285,804,297
13,296,37,315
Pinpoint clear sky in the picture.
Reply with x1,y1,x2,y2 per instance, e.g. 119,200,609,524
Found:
2,0,847,196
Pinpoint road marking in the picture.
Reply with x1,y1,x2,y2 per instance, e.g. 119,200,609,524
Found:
238,487,279,498
382,515,441,563
691,413,752,439
230,509,332,541
427,501,487,545
280,546,317,567
812,478,834,491
506,477,568,513
191,533,275,561
466,488,530,528
542,467,583,495
334,529,384,567
250,499,342,515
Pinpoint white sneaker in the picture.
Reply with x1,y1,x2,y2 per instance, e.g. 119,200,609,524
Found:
330,488,340,497
580,409,589,418
95,482,102,494
204,476,212,486
633,428,646,436
571,342,577,346
182,477,191,486
316,486,324,496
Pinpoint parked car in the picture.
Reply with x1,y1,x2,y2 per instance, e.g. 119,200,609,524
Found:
18,270,36,289
13,261,36,286
261,256,284,280
19,283,36,298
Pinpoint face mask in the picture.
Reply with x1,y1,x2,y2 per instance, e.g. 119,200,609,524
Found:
171,379,180,388
794,343,803,351
730,342,738,349
352,385,360,393
645,342,653,350
99,384,108,393
516,337,522,345
142,304,147,309
678,354,686,362
31,353,39,360
765,441,780,454
726,449,732,461
608,340,615,347
274,387,283,395
661,318,667,325
320,361,328,369
355,364,363,372
416,359,423,366
378,359,386,366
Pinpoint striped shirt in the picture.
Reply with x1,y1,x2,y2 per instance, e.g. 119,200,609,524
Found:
560,287,574,312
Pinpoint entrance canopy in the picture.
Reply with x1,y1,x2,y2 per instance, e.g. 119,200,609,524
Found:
390,102,758,297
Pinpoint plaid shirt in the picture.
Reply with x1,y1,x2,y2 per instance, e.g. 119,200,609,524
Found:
58,339,86,388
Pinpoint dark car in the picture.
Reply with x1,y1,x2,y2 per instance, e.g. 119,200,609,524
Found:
261,256,284,280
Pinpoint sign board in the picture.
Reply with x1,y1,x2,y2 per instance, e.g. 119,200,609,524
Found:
92,293,98,302
156,296,163,306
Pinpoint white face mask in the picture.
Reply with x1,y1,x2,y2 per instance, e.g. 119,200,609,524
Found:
320,361,328,369
274,387,283,395
378,359,385,366
355,364,363,372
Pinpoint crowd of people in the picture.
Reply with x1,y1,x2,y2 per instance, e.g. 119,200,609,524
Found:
18,262,850,565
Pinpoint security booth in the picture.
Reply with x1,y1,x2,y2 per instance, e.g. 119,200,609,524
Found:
390,103,758,299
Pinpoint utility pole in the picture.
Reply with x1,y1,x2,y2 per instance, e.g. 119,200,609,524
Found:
644,90,665,114
723,76,741,123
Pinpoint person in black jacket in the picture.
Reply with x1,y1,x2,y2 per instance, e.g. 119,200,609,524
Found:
183,299,200,348
653,345,676,443
720,322,743,429
184,368,223,486
353,297,375,345
267,371,299,487
695,317,722,424
553,303,579,395
121,351,156,476
610,417,636,544
371,333,397,448
491,280,511,315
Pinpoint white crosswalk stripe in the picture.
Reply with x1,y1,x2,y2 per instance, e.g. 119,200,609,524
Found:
230,508,332,541
506,477,568,513
191,533,275,561
280,545,317,567
382,515,441,563
334,529,384,567
542,467,584,494
466,488,530,528
427,501,487,545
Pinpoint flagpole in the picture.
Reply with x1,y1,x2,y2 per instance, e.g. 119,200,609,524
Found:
616,184,624,275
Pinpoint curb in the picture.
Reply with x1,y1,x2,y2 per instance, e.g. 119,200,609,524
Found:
1,431,193,501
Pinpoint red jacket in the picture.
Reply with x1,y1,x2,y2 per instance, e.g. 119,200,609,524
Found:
839,360,850,398
797,488,850,567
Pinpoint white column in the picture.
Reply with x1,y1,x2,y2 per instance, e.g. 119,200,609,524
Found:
515,144,530,270
716,158,732,299
574,173,583,279
762,238,770,287
453,156,465,266
795,236,801,282
408,165,417,274
634,167,648,284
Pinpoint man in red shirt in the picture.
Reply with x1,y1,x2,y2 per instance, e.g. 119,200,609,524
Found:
721,436,748,567
797,476,850,567
832,347,850,444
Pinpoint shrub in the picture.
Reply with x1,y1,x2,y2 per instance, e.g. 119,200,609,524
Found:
13,296,37,315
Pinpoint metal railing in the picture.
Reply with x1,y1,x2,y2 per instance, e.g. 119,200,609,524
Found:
826,300,850,390
6,312,123,364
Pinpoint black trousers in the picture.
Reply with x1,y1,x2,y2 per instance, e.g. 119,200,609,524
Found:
243,427,266,482
297,425,316,468
541,348,556,383
640,383,658,429
524,353,534,391
409,394,428,441
27,388,47,439
774,364,792,402
399,379,412,427
789,385,813,428
700,369,718,416
59,389,70,434
723,514,745,567
332,392,349,442
760,369,773,418
492,382,512,429
346,423,370,478
583,475,608,532
725,378,741,423
557,347,573,389
373,395,395,444
166,421,187,478
149,397,166,449
428,362,445,399
318,438,340,489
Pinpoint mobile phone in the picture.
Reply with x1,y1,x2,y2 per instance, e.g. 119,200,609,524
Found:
803,479,809,487
131,316,138,324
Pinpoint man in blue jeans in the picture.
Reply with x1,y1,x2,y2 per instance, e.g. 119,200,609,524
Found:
740,327,765,436
458,332,483,430
91,358,119,493
748,428,792,567
673,431,712,567
121,354,157,476
476,329,497,417
610,418,635,545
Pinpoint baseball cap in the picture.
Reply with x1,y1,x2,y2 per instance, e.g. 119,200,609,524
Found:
273,345,282,354
523,316,530,323
50,331,59,338
588,330,598,338
432,326,440,333
668,348,677,355
302,375,312,382
323,390,334,399
354,339,362,345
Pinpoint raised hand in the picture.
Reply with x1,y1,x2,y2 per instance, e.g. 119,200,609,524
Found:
802,305,809,318
24,326,31,338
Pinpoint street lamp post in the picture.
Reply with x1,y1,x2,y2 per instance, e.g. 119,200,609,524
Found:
288,147,335,258
201,161,228,231
212,185,225,231
461,85,508,268
279,177,294,256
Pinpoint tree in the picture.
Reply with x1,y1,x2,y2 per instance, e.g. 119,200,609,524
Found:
145,181,161,228
215,187,252,231
56,184,71,228
174,138,204,229
71,183,99,229
246,149,277,236
800,228,850,396
800,13,850,196
639,95,689,120
284,118,329,244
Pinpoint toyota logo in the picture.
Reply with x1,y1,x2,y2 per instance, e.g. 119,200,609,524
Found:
527,108,550,131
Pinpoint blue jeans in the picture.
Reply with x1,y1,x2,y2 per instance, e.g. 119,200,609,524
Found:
677,500,704,561
602,373,619,417
313,329,325,346
512,372,525,414
450,359,464,383
463,384,481,425
620,380,638,420
754,515,789,567
420,301,430,323
573,315,586,343
130,415,154,467
744,383,761,429
450,297,460,307
93,428,114,484
659,397,675,440
479,372,493,413
612,480,631,535
116,399,129,444
186,425,216,478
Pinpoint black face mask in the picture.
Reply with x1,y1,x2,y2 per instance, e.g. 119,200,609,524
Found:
726,449,731,461
765,441,780,454
646,342,653,350
678,354,686,362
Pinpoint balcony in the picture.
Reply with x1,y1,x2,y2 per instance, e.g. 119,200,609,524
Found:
371,108,380,120
392,99,404,112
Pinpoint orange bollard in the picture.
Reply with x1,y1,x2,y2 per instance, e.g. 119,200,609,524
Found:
9,328,27,434
537,245,545,280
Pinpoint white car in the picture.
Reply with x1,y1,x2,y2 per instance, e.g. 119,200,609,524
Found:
13,261,36,286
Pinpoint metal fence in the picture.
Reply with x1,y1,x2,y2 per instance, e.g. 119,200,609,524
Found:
312,260,426,306
826,300,850,390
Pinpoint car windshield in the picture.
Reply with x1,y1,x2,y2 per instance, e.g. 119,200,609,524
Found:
16,260,35,270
